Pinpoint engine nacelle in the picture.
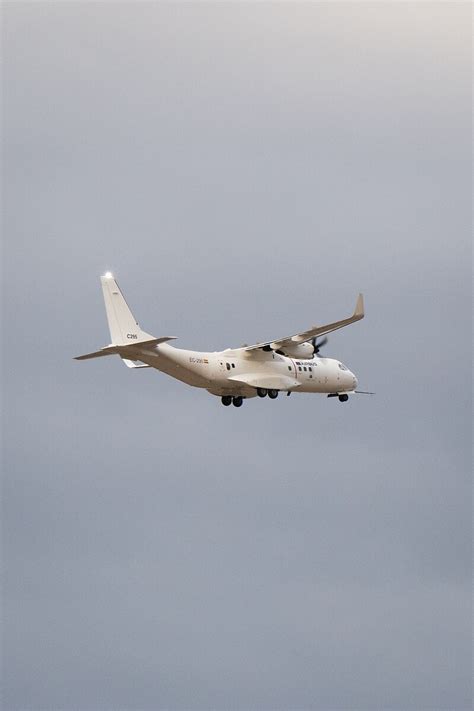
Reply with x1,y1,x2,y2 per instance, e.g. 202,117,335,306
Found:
275,342,315,359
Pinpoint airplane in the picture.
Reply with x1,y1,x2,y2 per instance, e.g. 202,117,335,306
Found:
75,273,371,408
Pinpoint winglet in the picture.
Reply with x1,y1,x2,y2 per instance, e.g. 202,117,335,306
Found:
354,293,364,320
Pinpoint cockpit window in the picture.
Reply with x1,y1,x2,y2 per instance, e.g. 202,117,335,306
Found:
338,363,348,371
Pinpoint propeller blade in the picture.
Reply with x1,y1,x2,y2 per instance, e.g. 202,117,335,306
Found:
312,336,328,353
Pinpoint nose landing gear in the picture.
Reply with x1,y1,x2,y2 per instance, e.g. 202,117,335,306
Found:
327,393,350,402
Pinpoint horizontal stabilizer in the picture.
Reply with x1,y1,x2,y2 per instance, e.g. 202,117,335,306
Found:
74,345,120,361
74,336,176,361
122,359,151,369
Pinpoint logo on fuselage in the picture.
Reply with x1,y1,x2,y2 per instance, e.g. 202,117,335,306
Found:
127,333,138,339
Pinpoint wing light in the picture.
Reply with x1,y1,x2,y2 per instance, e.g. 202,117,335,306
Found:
103,271,114,279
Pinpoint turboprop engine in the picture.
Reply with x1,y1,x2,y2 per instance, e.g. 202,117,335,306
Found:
275,342,315,359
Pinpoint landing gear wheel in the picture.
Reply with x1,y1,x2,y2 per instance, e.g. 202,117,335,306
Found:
257,388,267,398
233,396,243,407
221,395,232,406
338,394,349,402
268,389,279,399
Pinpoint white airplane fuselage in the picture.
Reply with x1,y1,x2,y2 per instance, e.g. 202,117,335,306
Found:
123,342,357,399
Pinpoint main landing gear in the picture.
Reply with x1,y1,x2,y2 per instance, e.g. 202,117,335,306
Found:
221,395,243,407
256,388,279,399
221,390,280,407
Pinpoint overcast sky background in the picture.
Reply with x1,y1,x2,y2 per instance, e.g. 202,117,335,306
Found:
2,2,472,709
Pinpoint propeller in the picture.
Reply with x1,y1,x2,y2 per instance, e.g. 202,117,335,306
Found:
311,336,328,355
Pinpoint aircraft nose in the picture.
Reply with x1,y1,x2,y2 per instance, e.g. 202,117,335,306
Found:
351,372,358,390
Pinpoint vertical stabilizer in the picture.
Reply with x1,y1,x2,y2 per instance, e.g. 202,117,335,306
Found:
100,273,155,345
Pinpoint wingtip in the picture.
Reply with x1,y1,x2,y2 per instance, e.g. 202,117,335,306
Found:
354,293,364,318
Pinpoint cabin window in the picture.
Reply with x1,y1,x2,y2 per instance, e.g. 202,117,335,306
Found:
226,363,231,371
303,367,307,371
231,363,235,368
288,366,291,371
298,366,302,371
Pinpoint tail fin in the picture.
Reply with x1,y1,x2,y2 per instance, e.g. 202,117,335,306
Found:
74,273,177,365
101,272,155,345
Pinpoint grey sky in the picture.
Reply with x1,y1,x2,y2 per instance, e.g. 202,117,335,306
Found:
2,2,472,709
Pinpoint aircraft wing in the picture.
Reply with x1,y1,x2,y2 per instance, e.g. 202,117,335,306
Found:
240,293,364,352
